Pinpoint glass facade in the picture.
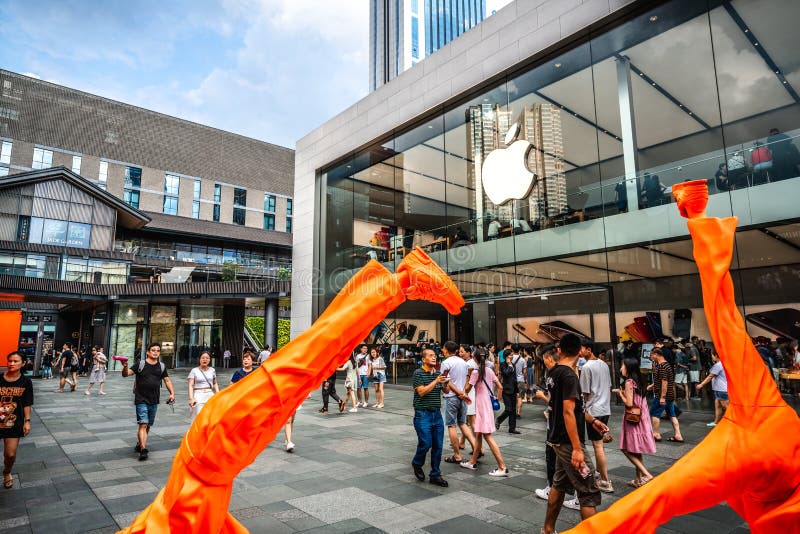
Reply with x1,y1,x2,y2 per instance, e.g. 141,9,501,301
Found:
109,302,223,368
318,0,800,370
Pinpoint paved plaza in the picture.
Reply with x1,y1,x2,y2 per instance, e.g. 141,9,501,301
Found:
0,368,767,534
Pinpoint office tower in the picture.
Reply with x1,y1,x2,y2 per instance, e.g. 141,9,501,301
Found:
523,103,567,217
370,0,486,91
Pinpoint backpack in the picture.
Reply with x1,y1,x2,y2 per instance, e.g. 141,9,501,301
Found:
133,358,166,395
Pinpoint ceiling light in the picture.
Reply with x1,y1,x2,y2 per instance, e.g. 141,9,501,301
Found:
649,15,658,22
744,28,749,33
554,63,562,68
754,42,759,46
428,125,433,128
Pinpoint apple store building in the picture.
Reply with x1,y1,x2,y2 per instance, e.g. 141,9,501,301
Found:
292,0,800,382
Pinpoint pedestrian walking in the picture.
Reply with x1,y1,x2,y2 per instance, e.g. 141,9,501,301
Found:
440,341,476,464
695,350,728,427
411,348,449,487
122,342,175,461
231,350,256,384
357,345,371,407
579,340,614,493
188,351,219,420
1,351,33,489
84,346,108,396
617,356,656,488
648,348,684,443
319,371,345,414
338,353,359,412
542,333,601,534
56,342,77,392
41,349,53,380
461,347,509,476
222,349,231,369
371,349,387,408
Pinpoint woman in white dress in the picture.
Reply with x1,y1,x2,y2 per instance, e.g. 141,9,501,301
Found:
188,351,219,419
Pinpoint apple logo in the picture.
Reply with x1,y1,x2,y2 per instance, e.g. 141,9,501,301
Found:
481,122,537,205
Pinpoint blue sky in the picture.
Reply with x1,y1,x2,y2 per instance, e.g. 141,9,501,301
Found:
0,0,511,149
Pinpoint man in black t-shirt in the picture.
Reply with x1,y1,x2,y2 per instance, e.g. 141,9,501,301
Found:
543,334,600,534
56,343,75,392
648,348,684,443
122,342,175,461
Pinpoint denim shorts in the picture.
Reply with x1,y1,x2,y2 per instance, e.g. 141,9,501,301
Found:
135,403,158,426
713,390,729,401
373,372,386,383
444,395,467,427
359,375,370,389
649,397,677,419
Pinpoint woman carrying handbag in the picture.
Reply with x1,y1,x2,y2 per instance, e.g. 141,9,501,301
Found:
617,356,656,488
459,348,509,477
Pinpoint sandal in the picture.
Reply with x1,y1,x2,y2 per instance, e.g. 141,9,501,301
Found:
667,437,685,443
444,455,461,464
626,479,641,488
3,472,12,489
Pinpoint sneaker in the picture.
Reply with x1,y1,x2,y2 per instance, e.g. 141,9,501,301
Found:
318,409,328,414
99,391,106,396
134,443,142,453
596,480,614,493
429,475,449,487
377,403,384,408
349,408,358,413
509,430,521,434
84,390,91,395
488,468,509,477
563,497,581,510
138,448,149,461
372,403,380,408
285,441,295,452
412,463,425,481
460,461,477,470
706,421,717,427
534,486,550,500
396,247,466,314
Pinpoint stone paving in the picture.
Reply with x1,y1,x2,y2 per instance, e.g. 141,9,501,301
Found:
3,367,788,533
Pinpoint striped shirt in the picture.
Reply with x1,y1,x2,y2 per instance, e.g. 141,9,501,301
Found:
412,368,442,411
653,361,675,402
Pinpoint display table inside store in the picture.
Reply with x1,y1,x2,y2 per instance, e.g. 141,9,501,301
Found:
393,358,419,378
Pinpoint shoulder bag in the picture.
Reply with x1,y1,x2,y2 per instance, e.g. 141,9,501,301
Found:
482,377,501,411
623,379,642,424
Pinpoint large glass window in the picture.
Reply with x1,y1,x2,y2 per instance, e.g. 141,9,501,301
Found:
0,141,11,164
98,161,108,189
233,206,246,225
264,194,276,212
234,187,246,206
32,147,53,169
316,0,800,387
163,196,178,215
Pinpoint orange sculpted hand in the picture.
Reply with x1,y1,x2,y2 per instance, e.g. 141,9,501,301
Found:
564,180,800,534
119,248,464,533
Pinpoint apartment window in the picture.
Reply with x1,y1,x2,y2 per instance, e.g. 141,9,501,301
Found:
286,198,293,217
163,196,178,215
163,173,179,215
98,161,108,189
213,183,221,202
0,141,11,164
124,166,141,188
212,204,220,222
233,206,246,225
71,155,81,174
123,189,140,209
32,148,53,170
0,167,8,177
264,194,276,212
263,213,275,230
192,201,200,219
286,217,292,233
164,174,180,195
234,187,247,207
193,180,201,199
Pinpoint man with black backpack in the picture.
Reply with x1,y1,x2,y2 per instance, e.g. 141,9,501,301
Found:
122,342,175,461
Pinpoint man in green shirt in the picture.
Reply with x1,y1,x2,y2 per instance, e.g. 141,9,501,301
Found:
411,349,450,487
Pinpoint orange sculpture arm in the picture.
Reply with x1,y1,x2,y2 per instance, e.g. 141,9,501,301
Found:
564,181,800,534
118,249,464,533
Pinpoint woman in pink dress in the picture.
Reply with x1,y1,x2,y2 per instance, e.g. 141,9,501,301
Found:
617,356,657,488
460,348,509,477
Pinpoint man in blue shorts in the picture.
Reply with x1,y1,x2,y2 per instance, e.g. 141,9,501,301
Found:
648,348,684,443
122,342,175,460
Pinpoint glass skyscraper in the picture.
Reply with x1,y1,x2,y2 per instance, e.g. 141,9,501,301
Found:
370,0,487,91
